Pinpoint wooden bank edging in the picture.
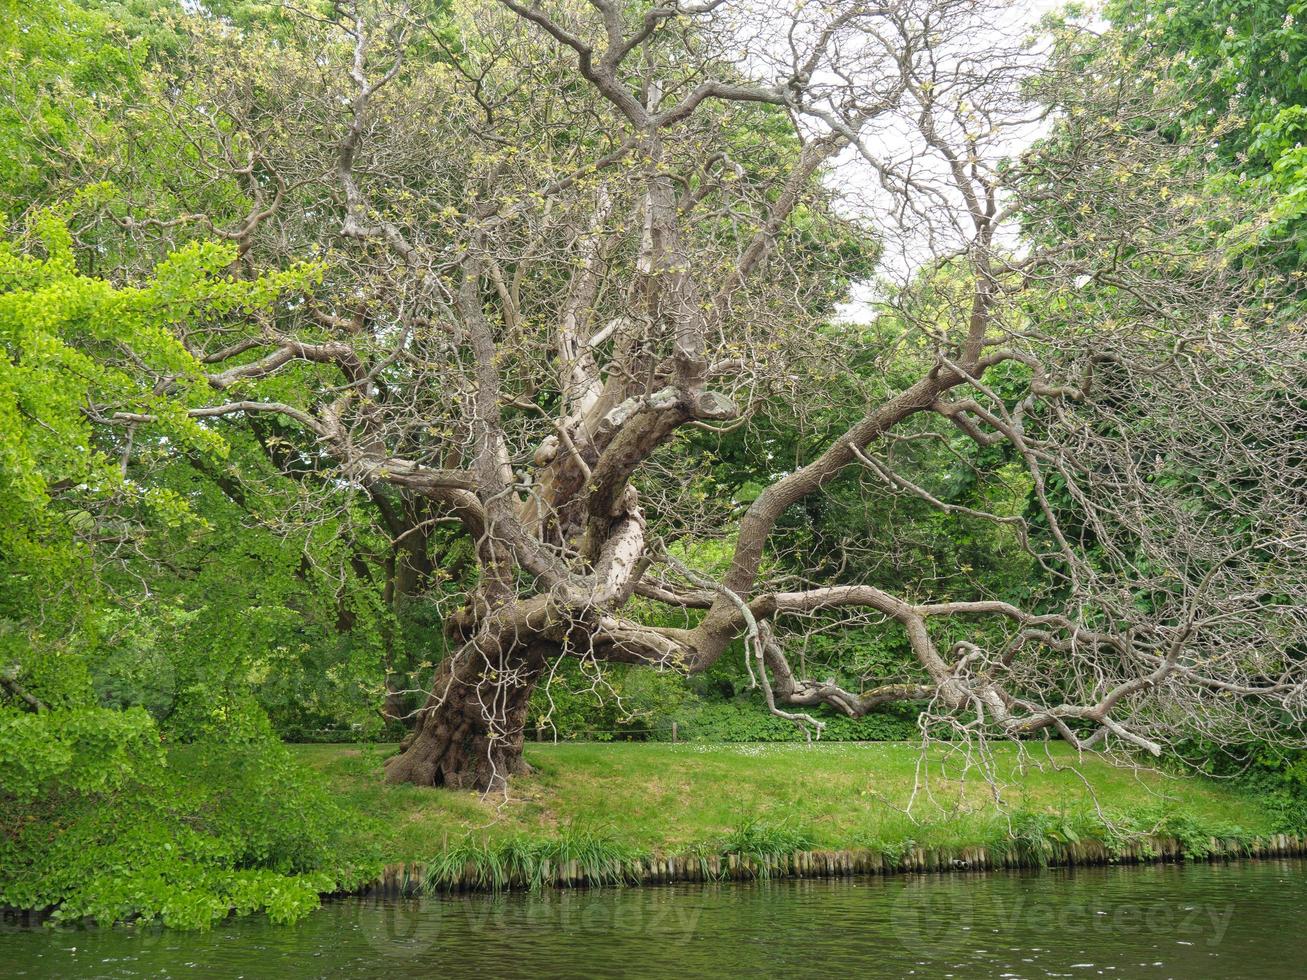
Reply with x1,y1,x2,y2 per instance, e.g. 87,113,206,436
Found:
357,833,1307,897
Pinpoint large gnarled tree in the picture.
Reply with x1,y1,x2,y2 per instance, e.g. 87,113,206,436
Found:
89,0,1305,790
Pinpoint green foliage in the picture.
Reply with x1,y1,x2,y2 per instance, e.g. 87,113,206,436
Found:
0,212,373,929
530,661,692,739
0,0,143,215
670,697,918,743
0,704,159,800
1106,0,1307,150
1177,738,1307,835
0,210,321,704
1105,0,1307,258
0,708,380,928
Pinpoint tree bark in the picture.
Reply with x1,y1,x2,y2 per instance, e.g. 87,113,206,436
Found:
383,642,545,792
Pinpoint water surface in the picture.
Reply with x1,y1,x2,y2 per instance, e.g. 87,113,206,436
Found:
3,859,1303,978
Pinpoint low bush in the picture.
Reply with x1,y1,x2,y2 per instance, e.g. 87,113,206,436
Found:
0,706,380,928
669,697,918,743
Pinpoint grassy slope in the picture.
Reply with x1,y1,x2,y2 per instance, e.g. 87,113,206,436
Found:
292,742,1273,863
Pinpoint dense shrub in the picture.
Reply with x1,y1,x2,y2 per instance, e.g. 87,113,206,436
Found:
0,707,380,928
1177,737,1307,835
669,697,919,743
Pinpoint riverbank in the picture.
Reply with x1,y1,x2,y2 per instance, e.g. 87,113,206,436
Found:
292,742,1288,893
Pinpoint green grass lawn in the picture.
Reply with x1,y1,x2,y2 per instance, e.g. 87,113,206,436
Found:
291,741,1274,863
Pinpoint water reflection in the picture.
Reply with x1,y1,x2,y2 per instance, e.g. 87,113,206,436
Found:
3,859,1303,978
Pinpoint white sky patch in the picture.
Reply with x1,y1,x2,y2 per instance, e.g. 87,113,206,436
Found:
826,0,1088,322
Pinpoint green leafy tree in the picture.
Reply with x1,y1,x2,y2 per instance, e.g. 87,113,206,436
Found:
0,214,377,927
1105,0,1307,255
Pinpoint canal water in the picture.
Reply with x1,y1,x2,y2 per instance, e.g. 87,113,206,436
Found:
2,859,1303,978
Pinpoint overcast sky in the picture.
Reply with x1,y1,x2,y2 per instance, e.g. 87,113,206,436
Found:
831,0,1091,319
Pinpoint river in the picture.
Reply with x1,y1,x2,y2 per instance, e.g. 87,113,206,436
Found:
3,859,1303,978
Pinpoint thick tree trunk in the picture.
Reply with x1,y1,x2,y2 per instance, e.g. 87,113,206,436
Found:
383,644,544,792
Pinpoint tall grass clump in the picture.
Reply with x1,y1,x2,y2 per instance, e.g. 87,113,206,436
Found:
980,805,1259,865
422,826,645,892
992,809,1090,867
547,824,645,886
716,817,815,877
